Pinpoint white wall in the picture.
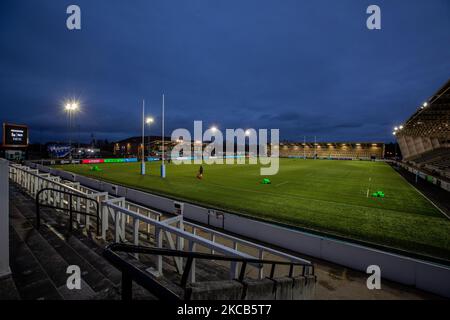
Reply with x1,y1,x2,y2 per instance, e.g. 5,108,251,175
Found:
0,159,10,277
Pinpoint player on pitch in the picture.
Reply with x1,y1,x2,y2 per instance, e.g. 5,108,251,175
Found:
197,165,204,179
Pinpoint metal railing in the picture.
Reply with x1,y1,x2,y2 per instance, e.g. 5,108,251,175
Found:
10,164,105,231
104,243,315,301
102,200,313,282
36,187,100,235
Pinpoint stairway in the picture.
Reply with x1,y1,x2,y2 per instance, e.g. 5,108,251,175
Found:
7,184,156,300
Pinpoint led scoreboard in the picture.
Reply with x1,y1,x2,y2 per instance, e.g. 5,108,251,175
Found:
2,123,29,147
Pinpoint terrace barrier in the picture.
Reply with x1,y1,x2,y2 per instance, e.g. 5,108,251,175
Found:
36,187,100,235
105,243,314,300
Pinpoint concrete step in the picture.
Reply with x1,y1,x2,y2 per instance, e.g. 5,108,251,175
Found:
37,223,119,295
9,226,62,300
10,185,157,300
65,234,122,287
115,251,184,299
35,204,158,299
17,188,161,300
21,202,122,289
0,275,21,300
10,202,97,300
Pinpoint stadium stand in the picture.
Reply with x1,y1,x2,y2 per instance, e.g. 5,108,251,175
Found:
113,136,174,158
395,79,450,180
277,142,384,160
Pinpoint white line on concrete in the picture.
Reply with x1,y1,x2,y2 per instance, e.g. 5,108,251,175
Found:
44,223,66,241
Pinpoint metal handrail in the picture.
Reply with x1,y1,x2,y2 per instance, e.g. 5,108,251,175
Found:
36,187,100,235
104,243,315,301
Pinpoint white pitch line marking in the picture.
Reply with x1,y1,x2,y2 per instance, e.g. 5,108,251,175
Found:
366,176,372,198
390,165,450,220
275,181,289,187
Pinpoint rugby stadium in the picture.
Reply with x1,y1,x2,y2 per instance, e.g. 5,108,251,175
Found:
0,0,449,309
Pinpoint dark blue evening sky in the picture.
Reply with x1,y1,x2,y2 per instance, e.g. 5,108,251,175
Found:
1,0,449,143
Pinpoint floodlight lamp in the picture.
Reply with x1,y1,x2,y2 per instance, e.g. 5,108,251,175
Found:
64,101,79,111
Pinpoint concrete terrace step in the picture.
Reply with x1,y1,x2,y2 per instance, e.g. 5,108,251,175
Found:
36,210,156,300
115,250,185,299
10,204,97,300
10,186,121,287
35,208,122,287
9,225,62,300
0,275,20,300
9,184,156,300
38,225,119,294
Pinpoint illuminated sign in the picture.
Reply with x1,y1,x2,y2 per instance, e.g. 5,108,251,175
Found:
104,158,123,163
48,144,71,158
82,158,138,164
2,123,28,147
82,159,104,164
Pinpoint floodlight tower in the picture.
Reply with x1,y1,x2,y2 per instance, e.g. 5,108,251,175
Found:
146,116,154,157
64,101,79,160
141,100,146,175
314,136,317,160
160,94,166,178
210,125,219,157
303,136,306,159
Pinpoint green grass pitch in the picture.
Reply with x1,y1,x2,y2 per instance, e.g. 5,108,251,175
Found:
55,159,450,260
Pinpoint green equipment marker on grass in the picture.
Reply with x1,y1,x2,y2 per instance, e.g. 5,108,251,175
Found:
262,178,271,184
91,165,102,172
372,191,385,198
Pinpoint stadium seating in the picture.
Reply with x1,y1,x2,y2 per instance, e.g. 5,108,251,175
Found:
277,143,384,160
410,148,450,179
395,79,450,180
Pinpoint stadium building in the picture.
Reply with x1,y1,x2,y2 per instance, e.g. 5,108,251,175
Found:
113,136,173,158
114,136,246,158
395,79,450,180
276,142,384,160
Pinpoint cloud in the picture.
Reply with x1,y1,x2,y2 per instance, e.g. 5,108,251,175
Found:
0,0,449,143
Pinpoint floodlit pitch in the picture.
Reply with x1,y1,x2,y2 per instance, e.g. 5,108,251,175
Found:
55,159,450,260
